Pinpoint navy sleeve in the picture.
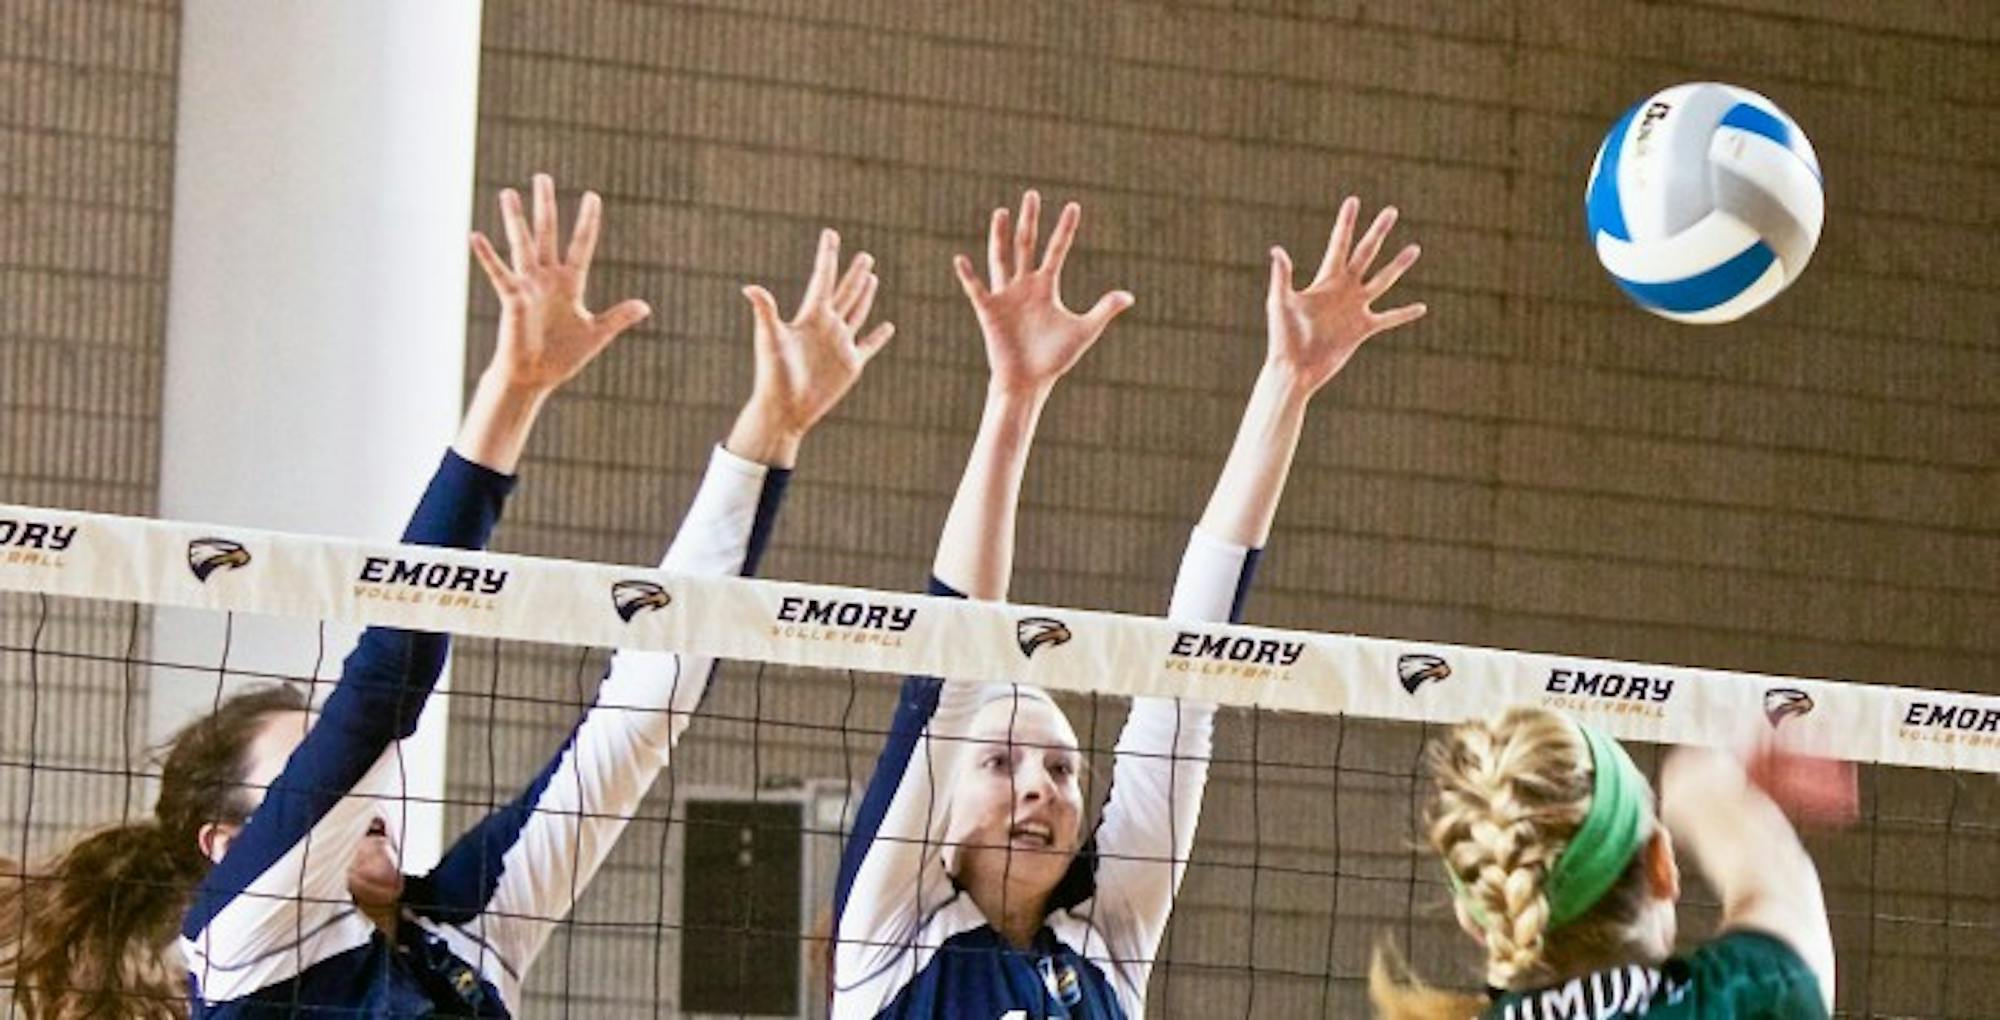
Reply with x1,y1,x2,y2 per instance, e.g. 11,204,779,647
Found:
183,450,515,940
337,451,516,726
832,576,961,918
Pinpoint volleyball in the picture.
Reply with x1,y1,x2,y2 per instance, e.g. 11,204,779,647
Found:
1585,83,1824,324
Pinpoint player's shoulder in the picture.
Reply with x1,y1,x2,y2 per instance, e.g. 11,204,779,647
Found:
1681,928,1827,1016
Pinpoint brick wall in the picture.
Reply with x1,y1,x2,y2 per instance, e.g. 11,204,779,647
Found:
460,2,1996,1016
0,0,1991,1016
0,4,176,996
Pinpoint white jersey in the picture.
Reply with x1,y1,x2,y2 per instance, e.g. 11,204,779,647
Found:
182,446,788,1016
832,530,1257,1020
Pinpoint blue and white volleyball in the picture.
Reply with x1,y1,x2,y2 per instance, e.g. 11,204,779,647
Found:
1585,83,1823,324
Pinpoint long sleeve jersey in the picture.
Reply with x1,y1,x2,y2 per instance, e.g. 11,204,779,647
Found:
181,446,789,1017
831,530,1260,1020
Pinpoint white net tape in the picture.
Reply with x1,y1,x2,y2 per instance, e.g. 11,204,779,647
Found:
3,503,1993,774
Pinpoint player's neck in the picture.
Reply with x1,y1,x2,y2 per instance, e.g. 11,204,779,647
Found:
968,877,1050,949
362,899,400,938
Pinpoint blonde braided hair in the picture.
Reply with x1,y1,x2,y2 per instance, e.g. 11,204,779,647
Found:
1429,707,1595,987
1371,707,1663,1018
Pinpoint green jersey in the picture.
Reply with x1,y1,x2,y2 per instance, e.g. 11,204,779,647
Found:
1483,931,1826,1020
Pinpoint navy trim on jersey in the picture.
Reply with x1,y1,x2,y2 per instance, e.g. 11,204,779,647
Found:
186,447,789,1016
184,451,514,940
834,537,1258,1018
1228,546,1262,623
835,577,959,919
403,726,577,926
740,465,792,577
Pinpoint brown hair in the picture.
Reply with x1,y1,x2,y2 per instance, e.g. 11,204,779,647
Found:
1,685,308,1019
1370,707,1661,1019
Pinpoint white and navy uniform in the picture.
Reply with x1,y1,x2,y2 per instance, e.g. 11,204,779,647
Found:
833,530,1258,1020
181,446,789,1017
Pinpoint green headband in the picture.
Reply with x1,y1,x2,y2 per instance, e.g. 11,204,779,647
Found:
1447,722,1650,931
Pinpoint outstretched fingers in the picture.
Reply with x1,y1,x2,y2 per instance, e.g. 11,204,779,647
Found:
1268,245,1296,302
1347,205,1399,278
830,252,875,316
1365,243,1422,301
592,298,653,340
1082,289,1136,332
741,284,784,348
469,232,516,296
1312,196,1361,285
846,274,881,331
1012,190,1042,285
532,173,560,268
1039,201,1081,278
856,321,897,363
954,254,990,304
566,191,604,276
987,206,1013,290
498,188,534,272
800,229,841,310
1372,301,1428,331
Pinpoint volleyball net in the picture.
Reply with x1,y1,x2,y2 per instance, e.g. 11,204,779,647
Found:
2,503,1995,1017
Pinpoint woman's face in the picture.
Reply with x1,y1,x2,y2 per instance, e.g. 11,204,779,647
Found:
947,693,1085,902
202,710,405,910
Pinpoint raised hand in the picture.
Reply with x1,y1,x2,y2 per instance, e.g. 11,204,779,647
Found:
952,190,1133,396
1747,744,1860,830
469,173,652,393
727,229,895,466
1265,195,1425,393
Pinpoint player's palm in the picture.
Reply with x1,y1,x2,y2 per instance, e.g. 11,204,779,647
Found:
741,230,894,436
470,174,650,393
954,191,1133,396
970,275,1103,391
1266,196,1425,393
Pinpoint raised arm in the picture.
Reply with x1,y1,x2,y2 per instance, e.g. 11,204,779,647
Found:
410,230,895,992
1201,196,1424,546
833,192,1131,995
933,192,1133,598
1085,198,1426,991
182,175,647,1002
1662,746,1840,1013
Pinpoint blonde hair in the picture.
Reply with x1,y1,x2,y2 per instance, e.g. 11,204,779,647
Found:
1370,706,1662,1019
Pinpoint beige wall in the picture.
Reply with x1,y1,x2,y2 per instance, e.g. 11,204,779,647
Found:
0,0,1994,1016
0,0,177,965
456,1,1996,1016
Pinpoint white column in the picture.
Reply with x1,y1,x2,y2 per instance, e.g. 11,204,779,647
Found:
154,0,484,871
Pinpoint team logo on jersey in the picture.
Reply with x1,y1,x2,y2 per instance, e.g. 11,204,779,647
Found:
1763,688,1814,728
611,580,672,622
1038,956,1082,1007
1015,617,1071,658
0,517,76,568
1397,653,1451,694
186,538,251,582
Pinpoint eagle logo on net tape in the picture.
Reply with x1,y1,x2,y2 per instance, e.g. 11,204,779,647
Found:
1397,652,1452,694
1015,616,1073,659
1763,687,1815,728
186,538,252,582
611,579,673,622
